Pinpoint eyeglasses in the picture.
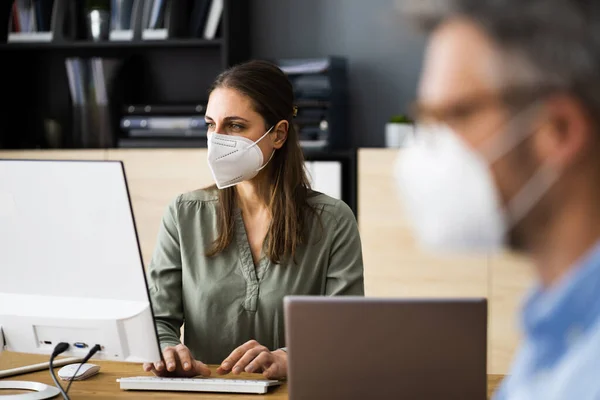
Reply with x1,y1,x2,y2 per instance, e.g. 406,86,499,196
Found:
410,85,561,126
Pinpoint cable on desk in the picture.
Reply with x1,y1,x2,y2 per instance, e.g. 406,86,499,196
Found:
65,344,102,395
49,342,70,400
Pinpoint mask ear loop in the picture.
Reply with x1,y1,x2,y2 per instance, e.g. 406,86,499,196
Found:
506,163,559,227
248,125,277,171
476,101,561,229
478,102,545,164
248,126,275,149
257,148,276,172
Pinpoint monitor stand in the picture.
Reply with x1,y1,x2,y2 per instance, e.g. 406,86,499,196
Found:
0,327,62,400
0,380,60,399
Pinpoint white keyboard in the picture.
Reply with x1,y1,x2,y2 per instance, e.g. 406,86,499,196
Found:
117,376,284,394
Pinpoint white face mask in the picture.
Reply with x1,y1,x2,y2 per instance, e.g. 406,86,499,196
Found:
207,126,276,189
393,112,559,254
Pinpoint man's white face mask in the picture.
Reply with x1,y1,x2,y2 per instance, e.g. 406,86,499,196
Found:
393,106,560,254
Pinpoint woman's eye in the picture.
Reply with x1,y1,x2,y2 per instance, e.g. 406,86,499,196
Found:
206,122,215,129
230,124,244,131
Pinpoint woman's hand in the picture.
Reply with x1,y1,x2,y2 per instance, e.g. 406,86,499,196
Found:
142,344,211,378
216,340,287,379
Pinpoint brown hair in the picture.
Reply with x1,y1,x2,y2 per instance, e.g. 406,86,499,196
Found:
206,60,316,264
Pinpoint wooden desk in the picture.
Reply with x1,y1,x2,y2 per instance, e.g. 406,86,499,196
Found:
0,352,504,399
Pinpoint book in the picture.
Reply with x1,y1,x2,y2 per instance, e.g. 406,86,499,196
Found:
189,0,211,37
33,0,54,32
203,0,222,39
140,0,169,39
148,0,165,29
109,0,136,40
8,0,54,42
110,0,134,30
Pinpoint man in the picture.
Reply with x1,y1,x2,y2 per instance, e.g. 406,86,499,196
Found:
395,0,600,398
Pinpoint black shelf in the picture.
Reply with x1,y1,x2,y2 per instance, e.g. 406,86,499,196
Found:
117,137,208,148
0,38,223,57
0,38,222,50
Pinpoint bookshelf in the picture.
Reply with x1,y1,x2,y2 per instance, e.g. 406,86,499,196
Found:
0,1,358,219
0,0,250,150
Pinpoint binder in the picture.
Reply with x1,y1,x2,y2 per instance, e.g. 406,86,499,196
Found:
109,0,143,41
65,57,121,148
147,0,165,29
33,0,53,31
141,0,167,40
189,0,210,38
203,0,222,39
142,0,194,40
7,0,56,43
110,0,133,31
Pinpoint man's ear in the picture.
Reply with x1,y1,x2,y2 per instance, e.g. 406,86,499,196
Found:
536,94,594,169
272,120,289,149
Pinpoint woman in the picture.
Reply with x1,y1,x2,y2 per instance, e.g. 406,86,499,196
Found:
142,60,364,380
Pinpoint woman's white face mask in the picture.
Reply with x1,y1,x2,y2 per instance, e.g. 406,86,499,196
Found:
206,127,276,189
393,106,560,254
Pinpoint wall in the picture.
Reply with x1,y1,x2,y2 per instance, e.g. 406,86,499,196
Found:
250,0,427,147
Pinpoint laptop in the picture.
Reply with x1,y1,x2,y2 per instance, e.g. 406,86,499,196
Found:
284,296,487,400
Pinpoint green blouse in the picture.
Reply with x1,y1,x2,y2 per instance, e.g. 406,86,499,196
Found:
146,188,365,364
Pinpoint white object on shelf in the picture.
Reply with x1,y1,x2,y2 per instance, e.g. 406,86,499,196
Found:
117,376,283,394
8,32,53,43
280,59,330,75
299,139,328,149
203,0,224,39
385,123,414,148
142,29,168,40
109,29,134,41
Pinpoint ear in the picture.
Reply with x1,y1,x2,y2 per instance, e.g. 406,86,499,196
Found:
271,120,289,149
534,94,594,170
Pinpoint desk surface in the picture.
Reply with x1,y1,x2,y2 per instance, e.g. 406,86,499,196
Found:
0,352,505,399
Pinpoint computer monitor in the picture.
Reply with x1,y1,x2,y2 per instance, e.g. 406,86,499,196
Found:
0,159,161,363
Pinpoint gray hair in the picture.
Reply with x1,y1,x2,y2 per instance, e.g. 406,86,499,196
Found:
402,0,600,118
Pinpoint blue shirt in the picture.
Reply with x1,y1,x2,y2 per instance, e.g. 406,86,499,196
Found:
494,241,600,400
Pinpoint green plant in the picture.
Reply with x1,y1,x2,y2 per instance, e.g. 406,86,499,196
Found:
86,0,110,10
389,114,412,124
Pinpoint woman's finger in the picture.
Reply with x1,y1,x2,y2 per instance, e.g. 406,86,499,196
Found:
263,361,282,379
232,345,269,374
245,351,272,374
219,340,261,373
142,363,153,372
174,344,192,371
162,347,178,372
